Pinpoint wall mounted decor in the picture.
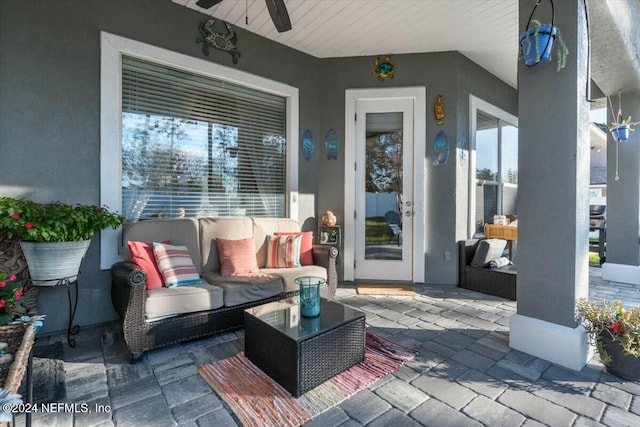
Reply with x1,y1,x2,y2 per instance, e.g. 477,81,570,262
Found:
434,95,445,125
372,56,395,80
197,19,241,64
325,129,339,160
302,129,314,161
433,130,450,165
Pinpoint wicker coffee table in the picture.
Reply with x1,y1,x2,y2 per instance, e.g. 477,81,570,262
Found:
244,296,365,397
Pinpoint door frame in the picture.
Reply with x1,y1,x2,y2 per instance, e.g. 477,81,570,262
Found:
344,87,426,282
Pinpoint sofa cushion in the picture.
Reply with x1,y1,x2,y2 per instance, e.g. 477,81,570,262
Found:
145,282,224,318
260,265,328,293
153,242,203,287
202,271,284,307
274,231,313,265
265,234,302,268
471,239,507,267
128,240,166,290
200,217,254,274
216,237,260,276
123,218,202,273
253,218,302,268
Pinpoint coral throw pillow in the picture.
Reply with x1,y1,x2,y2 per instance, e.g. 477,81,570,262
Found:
265,234,302,268
274,231,313,265
152,242,202,287
216,237,260,276
128,240,167,290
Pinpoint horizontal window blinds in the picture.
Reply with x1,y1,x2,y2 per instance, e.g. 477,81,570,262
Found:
121,56,287,220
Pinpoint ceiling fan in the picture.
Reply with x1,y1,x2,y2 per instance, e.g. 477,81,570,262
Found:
195,0,292,33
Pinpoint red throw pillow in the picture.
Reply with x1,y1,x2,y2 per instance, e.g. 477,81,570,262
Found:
274,231,313,265
128,240,168,290
216,237,260,276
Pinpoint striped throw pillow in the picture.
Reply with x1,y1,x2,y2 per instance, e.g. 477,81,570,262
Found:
265,234,301,268
153,242,202,287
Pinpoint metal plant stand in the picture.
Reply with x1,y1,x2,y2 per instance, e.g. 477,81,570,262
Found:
32,276,80,347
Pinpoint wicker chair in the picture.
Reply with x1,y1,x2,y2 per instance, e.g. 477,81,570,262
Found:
458,239,516,300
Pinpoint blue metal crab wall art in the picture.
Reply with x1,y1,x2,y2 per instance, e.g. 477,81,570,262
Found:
197,19,241,64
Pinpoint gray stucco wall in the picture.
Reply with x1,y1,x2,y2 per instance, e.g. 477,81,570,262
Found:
0,0,321,334
1,0,516,333
516,0,590,327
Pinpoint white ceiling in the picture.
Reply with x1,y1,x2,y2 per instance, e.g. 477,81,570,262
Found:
173,0,519,88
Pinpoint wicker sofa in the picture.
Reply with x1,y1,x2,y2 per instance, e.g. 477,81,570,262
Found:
111,217,338,361
458,239,516,300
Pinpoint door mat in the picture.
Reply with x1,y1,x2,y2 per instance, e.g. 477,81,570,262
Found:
356,284,416,296
19,341,66,403
198,332,417,427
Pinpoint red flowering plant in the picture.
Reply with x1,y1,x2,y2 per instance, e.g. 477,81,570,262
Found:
0,197,123,242
0,272,26,326
576,299,640,364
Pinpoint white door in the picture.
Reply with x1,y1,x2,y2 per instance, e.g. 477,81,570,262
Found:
354,98,414,281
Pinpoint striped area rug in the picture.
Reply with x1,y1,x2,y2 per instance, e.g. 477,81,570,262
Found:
198,332,418,427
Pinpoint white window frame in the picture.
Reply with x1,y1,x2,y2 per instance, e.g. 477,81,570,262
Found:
100,32,299,269
469,95,518,238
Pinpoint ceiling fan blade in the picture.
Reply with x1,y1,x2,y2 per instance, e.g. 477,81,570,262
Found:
195,0,224,9
265,0,292,33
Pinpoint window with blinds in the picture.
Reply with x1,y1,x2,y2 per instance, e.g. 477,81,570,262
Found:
121,56,287,220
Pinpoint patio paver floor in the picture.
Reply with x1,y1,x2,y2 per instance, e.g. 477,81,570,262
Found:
15,267,640,427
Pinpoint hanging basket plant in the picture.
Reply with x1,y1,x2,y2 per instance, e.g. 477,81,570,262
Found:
519,0,569,71
607,92,639,180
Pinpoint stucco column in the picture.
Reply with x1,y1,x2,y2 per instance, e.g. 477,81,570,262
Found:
510,0,591,370
602,92,640,284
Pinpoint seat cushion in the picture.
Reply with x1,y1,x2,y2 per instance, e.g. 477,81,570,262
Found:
145,282,224,318
202,271,284,307
260,265,328,292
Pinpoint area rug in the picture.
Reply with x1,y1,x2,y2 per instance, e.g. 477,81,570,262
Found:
198,332,417,427
356,284,416,296
18,342,66,403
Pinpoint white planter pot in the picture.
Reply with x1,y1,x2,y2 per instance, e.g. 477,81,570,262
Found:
20,240,91,286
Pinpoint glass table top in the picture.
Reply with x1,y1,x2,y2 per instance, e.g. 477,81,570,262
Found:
244,297,365,342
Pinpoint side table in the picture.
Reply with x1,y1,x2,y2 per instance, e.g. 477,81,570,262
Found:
32,276,80,347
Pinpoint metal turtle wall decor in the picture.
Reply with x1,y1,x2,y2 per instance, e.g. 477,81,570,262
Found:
197,19,241,64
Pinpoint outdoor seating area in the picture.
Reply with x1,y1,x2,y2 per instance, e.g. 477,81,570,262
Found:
111,216,338,360
3,0,640,426
12,268,640,427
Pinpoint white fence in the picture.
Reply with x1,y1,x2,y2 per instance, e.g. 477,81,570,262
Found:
365,192,399,217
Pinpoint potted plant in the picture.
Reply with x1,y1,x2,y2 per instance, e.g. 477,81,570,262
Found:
607,94,639,142
0,198,124,285
576,299,640,380
519,18,569,71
